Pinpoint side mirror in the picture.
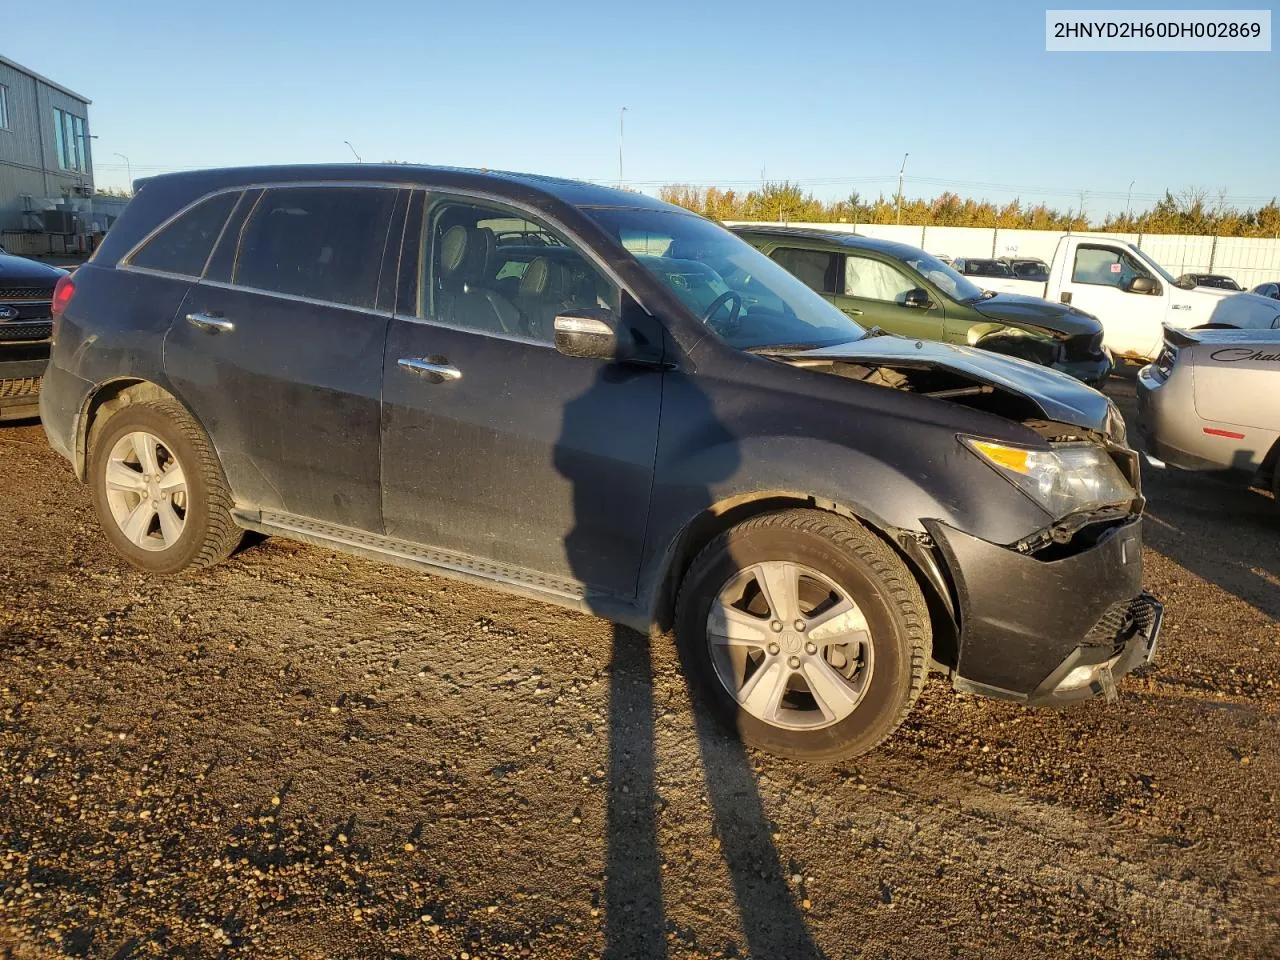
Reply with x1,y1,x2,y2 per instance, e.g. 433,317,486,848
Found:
903,288,934,309
1126,276,1157,295
553,310,635,361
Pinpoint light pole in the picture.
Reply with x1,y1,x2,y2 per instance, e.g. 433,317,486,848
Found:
114,153,133,194
344,140,363,163
618,107,628,183
895,152,909,225
1126,179,1135,220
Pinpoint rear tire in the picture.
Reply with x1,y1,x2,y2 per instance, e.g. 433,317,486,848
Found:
674,509,931,762
88,398,242,574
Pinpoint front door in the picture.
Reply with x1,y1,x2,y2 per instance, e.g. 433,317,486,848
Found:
164,184,404,531
832,251,944,341
379,192,663,598
1057,241,1167,361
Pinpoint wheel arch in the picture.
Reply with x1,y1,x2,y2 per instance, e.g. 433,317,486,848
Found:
75,378,187,481
649,490,960,669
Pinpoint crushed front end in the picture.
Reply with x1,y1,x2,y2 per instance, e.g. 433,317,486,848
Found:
924,422,1162,705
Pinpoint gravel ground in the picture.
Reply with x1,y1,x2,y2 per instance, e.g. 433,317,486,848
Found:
0,383,1276,959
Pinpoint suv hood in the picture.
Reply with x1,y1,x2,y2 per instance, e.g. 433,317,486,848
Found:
971,292,1101,338
768,336,1111,431
0,253,67,285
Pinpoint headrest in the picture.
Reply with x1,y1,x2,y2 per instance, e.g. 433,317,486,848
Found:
519,257,554,296
440,226,468,275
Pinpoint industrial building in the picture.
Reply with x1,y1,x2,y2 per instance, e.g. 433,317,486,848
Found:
0,55,112,251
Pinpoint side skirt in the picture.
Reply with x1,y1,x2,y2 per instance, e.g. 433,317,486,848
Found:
231,508,651,632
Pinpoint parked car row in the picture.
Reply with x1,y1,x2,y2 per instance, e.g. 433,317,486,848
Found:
733,227,1111,385
936,239,1280,362
37,164,1162,762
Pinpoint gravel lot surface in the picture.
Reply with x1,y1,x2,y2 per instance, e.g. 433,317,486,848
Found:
0,383,1276,959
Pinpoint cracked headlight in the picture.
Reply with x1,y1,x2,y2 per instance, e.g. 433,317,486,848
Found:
962,437,1135,519
1104,400,1128,445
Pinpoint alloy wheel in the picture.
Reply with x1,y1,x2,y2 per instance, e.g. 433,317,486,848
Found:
706,560,874,731
103,431,189,552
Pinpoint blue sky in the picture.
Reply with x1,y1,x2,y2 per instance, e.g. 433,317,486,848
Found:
4,0,1276,215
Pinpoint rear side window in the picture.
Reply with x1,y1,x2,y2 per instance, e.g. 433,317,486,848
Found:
770,247,839,294
129,191,238,277
234,187,396,309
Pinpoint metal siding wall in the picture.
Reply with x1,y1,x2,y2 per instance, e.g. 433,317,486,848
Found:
0,61,45,171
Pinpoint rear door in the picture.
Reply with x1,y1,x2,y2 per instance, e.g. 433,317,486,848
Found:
379,191,663,598
164,184,404,531
832,250,943,341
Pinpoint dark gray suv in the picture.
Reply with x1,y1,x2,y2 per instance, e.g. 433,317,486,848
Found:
40,165,1161,760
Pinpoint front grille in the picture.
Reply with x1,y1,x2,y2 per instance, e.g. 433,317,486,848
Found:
1084,594,1159,652
0,320,52,342
0,286,55,302
0,376,41,399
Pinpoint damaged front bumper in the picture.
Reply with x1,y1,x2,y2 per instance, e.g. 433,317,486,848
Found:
924,516,1162,706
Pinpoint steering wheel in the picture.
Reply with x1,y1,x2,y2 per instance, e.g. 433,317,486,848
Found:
701,290,743,330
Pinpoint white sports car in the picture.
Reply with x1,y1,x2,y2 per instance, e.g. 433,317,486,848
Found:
1137,325,1280,497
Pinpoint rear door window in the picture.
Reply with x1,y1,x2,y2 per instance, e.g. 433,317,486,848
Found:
128,191,240,277
770,247,839,295
233,186,397,309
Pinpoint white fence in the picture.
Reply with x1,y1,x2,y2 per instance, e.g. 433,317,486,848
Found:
729,222,1280,289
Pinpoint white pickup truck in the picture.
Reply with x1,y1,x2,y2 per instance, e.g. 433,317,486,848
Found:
959,237,1280,361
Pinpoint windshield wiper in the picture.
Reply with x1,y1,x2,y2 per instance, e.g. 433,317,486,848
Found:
962,290,999,302
746,342,828,354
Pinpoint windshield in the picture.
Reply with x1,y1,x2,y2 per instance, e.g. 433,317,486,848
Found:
965,259,1014,277
901,251,986,302
583,208,865,350
1128,243,1179,285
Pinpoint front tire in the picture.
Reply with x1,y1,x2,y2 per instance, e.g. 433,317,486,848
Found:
674,509,931,762
88,398,242,574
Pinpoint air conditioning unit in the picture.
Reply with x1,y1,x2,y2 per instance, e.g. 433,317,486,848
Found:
42,209,77,234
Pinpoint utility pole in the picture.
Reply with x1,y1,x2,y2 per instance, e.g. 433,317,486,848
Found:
1078,189,1088,228
1125,179,1135,219
344,140,363,163
896,152,909,225
618,107,627,183
114,153,132,194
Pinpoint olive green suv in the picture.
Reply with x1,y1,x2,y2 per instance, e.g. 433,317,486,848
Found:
733,226,1111,386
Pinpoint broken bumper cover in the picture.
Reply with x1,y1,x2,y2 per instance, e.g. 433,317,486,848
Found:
924,516,1162,706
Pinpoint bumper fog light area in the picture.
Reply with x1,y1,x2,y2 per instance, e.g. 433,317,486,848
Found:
1058,664,1098,691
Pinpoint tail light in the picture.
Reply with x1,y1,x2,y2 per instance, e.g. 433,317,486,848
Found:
50,273,76,339
1153,343,1178,379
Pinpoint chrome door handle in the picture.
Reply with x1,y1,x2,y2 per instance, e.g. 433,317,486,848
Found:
186,312,234,333
398,357,462,381
841,307,864,316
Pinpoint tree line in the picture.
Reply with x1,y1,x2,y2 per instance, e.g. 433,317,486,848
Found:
658,183,1280,237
